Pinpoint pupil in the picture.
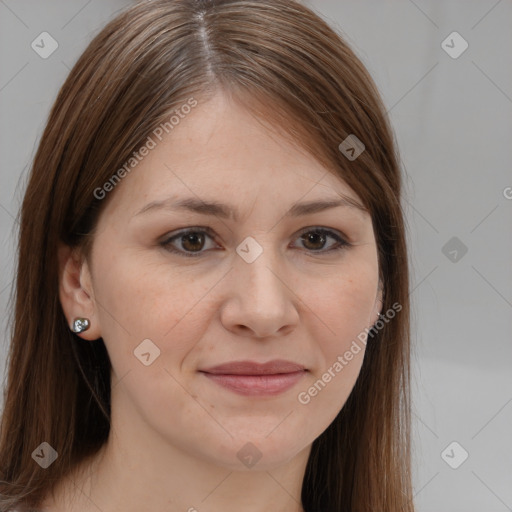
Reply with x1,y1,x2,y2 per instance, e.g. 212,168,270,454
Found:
183,233,203,251
304,232,325,250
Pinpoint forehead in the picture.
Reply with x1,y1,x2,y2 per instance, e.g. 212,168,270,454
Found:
99,91,367,222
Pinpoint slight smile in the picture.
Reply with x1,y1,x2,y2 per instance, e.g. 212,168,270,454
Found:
199,360,308,396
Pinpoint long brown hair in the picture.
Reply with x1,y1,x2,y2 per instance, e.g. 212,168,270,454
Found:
0,1,414,510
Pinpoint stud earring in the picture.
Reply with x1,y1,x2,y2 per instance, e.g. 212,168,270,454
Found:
71,317,90,333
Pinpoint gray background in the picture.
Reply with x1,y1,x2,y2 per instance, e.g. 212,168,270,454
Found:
1,1,511,511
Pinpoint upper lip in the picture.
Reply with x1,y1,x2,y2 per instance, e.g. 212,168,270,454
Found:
200,359,306,375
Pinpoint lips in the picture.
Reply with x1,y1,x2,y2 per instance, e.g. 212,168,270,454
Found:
199,360,307,396
200,359,306,375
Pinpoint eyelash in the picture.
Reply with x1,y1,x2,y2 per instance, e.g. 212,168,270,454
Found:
160,226,351,258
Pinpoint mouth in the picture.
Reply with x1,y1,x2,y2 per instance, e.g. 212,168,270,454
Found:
199,359,308,396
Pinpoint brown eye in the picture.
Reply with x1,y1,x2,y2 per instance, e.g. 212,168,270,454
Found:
293,227,349,254
301,231,327,251
180,232,205,252
161,228,219,257
161,226,350,258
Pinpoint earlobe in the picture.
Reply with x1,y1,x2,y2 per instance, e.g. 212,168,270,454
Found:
58,244,101,340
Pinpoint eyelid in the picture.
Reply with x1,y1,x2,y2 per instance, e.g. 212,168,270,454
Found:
160,225,351,257
295,225,350,244
159,226,221,257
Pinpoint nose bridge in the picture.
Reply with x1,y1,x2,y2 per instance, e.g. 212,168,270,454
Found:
222,232,298,336
235,233,286,305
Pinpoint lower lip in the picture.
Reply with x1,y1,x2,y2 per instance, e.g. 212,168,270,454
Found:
200,370,306,396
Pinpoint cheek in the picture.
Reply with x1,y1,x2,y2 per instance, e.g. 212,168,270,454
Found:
294,271,374,427
304,264,378,351
91,247,219,369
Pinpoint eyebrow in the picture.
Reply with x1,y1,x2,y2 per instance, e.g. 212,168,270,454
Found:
134,195,368,221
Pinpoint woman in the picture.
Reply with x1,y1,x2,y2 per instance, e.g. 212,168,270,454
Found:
0,0,414,511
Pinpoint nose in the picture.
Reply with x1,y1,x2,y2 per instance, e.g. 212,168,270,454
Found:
219,243,299,339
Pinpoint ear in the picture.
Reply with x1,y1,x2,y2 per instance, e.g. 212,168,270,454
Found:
58,243,102,340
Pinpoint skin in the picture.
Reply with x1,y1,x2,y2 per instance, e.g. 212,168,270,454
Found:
52,90,382,512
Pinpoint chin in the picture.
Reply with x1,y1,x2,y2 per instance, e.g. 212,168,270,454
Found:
197,429,308,471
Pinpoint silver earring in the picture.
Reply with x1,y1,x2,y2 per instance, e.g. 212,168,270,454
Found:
71,317,90,333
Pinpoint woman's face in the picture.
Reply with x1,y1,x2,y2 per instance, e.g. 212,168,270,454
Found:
67,91,382,471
